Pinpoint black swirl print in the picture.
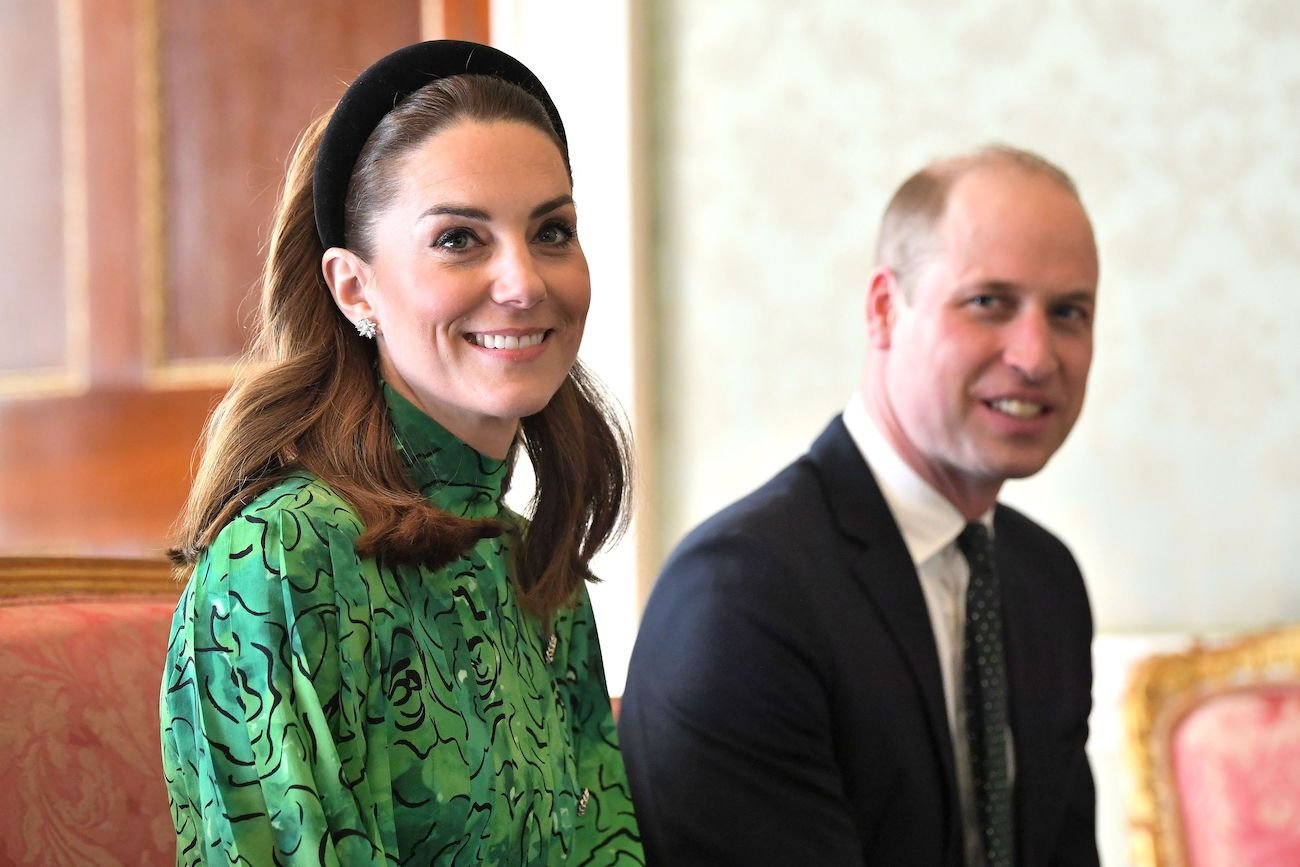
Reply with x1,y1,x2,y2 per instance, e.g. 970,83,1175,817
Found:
160,386,644,865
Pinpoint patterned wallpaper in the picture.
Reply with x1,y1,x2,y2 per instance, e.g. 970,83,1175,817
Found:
647,3,1300,862
650,0,1300,631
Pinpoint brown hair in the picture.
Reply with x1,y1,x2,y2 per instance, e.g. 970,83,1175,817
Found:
875,144,1082,292
171,75,631,622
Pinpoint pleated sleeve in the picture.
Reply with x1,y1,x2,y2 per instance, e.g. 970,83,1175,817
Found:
161,478,391,867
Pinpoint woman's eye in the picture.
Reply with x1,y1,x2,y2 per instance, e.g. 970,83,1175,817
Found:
536,221,576,246
434,228,479,250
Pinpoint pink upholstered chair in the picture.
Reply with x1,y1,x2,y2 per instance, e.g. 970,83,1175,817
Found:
1125,626,1300,867
0,556,182,867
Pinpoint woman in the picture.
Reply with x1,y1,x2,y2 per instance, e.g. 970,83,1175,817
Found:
161,41,642,865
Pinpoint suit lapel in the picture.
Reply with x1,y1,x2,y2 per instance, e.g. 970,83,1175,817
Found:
807,418,959,803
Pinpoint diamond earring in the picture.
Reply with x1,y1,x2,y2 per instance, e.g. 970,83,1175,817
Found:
356,317,377,339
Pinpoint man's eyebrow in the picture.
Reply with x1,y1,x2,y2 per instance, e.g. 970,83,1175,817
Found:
975,280,1018,293
969,281,1096,301
416,194,575,223
1055,289,1096,305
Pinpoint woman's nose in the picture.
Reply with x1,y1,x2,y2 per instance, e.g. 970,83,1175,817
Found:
490,242,547,308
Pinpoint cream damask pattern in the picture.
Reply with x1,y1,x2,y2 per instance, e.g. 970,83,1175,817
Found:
652,0,1300,627
651,7,1300,863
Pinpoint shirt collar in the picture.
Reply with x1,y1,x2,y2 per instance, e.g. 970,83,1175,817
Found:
383,381,507,519
842,392,984,566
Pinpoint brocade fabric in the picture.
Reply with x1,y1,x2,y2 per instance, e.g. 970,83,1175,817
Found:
2,598,178,865
1172,687,1300,866
160,385,642,866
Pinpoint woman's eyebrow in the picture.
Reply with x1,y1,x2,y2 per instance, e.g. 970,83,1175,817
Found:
531,194,574,218
418,204,489,221
417,194,574,224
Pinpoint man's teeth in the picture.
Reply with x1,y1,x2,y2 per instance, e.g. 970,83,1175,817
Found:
470,332,545,350
990,398,1044,419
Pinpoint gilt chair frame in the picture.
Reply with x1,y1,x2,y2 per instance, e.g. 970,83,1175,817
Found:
1124,625,1300,867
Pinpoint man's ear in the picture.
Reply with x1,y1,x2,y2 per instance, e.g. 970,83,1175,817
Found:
321,247,376,325
866,266,901,350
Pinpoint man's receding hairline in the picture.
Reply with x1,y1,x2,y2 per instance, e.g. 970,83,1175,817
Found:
874,145,1084,287
941,144,1080,193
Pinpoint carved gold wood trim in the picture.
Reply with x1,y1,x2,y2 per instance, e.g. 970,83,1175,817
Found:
137,0,167,375
0,555,180,598
132,0,257,385
1124,625,1300,867
134,0,468,382
144,344,264,390
58,0,90,386
143,360,236,390
0,370,87,399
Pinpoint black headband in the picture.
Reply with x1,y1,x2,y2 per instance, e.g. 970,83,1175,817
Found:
312,40,568,250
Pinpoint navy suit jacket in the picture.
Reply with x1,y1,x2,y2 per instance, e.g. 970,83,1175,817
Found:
620,417,1098,866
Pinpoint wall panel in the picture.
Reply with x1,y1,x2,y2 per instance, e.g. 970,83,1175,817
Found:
1,2,69,375
0,1,476,556
153,0,422,370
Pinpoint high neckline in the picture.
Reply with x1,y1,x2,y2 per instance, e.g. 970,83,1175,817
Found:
383,382,507,519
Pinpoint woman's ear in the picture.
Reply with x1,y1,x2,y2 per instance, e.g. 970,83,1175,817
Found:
322,247,376,325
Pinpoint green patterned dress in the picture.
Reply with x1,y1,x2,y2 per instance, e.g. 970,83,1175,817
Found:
160,385,643,866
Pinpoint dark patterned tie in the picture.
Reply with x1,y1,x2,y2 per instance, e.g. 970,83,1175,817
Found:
958,522,1015,867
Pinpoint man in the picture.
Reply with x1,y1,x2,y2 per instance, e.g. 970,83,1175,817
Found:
620,146,1101,866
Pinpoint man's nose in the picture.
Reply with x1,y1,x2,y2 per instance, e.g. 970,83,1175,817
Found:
1003,310,1059,381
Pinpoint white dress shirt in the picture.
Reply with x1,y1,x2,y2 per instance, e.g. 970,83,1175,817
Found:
842,393,1009,866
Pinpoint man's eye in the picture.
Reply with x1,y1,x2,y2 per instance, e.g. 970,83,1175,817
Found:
435,228,478,250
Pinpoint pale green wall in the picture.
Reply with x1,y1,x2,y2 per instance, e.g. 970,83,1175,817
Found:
649,0,1300,633
646,3,1300,863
